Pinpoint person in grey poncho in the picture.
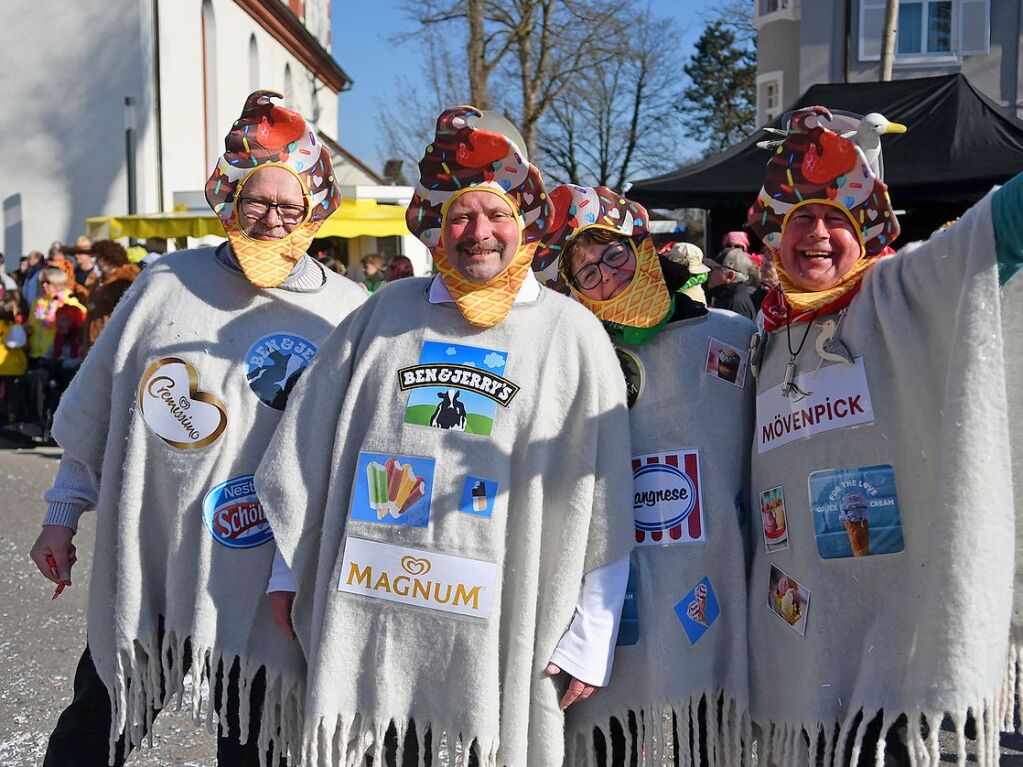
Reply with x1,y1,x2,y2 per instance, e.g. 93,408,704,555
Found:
255,105,636,766
28,90,366,766
531,185,755,767
745,105,1022,766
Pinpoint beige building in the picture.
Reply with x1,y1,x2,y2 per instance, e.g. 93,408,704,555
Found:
755,0,1010,126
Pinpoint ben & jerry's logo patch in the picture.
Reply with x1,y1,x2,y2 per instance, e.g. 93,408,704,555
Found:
245,332,318,410
400,341,518,436
338,537,496,619
138,357,228,450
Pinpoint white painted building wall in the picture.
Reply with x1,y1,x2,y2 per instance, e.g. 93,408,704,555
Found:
0,0,341,257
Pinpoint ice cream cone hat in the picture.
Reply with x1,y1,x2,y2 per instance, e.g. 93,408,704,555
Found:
747,105,900,311
533,185,671,329
205,90,340,288
406,106,553,328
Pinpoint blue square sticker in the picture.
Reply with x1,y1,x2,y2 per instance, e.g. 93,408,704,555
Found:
459,476,497,517
350,452,435,528
673,576,719,646
808,464,904,559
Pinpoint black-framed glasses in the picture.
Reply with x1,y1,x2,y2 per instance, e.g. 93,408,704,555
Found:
569,241,634,290
238,197,307,224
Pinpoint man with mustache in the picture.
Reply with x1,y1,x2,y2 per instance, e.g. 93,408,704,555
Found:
255,106,634,766
27,91,365,766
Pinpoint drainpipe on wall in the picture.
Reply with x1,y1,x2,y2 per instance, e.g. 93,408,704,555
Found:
152,0,164,210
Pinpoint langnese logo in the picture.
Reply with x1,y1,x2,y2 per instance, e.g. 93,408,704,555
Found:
631,450,706,546
338,538,496,619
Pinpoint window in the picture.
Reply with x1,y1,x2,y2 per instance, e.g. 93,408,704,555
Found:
859,0,989,61
755,0,798,26
248,35,259,92
757,71,784,126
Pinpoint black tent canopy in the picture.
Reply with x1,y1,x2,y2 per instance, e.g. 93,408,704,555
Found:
630,74,1023,245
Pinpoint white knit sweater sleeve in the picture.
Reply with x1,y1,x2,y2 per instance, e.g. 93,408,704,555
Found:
548,555,631,687
42,453,99,530
267,547,299,594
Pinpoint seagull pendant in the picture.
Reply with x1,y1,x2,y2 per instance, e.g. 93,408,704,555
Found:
815,318,854,365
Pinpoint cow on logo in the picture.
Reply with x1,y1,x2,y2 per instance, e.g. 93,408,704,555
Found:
430,390,467,430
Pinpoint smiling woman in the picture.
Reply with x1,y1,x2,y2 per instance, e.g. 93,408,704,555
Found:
778,202,862,291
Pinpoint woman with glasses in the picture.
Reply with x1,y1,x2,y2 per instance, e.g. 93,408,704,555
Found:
533,186,755,767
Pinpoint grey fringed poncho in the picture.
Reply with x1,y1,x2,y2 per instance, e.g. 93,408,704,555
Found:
255,277,635,767
50,248,365,761
565,308,756,767
748,191,1018,766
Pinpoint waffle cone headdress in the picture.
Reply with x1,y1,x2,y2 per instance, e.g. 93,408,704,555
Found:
748,106,899,258
747,106,901,311
533,185,670,328
205,90,340,287
406,106,552,328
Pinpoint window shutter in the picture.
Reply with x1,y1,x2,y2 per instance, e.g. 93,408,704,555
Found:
859,0,886,62
958,0,990,55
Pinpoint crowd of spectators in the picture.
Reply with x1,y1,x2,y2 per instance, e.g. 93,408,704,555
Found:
0,240,419,441
0,237,141,441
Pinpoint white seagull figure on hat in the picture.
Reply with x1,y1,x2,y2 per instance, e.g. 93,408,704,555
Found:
841,112,907,181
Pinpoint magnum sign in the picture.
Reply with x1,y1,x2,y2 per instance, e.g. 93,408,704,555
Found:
338,537,496,619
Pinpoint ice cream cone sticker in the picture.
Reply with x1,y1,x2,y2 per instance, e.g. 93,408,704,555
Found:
687,584,710,626
674,576,719,646
839,492,870,556
352,452,436,528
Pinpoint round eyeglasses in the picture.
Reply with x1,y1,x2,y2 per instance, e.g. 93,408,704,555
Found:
569,241,634,290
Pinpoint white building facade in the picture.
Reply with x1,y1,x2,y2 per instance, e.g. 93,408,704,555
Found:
0,0,350,256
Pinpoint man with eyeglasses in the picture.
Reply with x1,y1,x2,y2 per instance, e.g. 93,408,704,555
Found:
253,106,635,766
28,90,365,766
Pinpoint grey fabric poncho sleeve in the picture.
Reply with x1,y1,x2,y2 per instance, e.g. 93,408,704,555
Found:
256,278,636,767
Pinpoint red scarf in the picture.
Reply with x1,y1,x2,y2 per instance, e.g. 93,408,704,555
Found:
761,246,896,331
760,282,863,332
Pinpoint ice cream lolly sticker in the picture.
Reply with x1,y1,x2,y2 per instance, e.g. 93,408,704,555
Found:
768,564,809,636
674,576,719,646
460,476,497,517
705,338,748,388
759,485,789,553
808,464,904,559
399,341,519,437
350,452,435,528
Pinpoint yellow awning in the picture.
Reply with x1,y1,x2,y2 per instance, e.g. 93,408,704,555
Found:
86,199,410,240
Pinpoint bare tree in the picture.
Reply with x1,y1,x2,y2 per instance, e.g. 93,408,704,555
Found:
704,0,756,47
536,10,685,189
374,39,466,171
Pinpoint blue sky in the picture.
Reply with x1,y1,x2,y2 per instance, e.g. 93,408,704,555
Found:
331,0,724,175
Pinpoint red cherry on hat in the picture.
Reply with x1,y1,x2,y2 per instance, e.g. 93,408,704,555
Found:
547,185,575,233
456,133,509,169
258,111,304,149
803,132,857,184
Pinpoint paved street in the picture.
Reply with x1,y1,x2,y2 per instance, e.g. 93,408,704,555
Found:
2,436,1023,766
0,437,214,766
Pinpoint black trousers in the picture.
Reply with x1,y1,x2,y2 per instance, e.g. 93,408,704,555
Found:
44,646,285,766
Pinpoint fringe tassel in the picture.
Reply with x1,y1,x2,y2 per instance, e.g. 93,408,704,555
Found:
566,691,752,767
751,699,1002,767
102,629,304,767
296,713,498,767
1001,640,1022,731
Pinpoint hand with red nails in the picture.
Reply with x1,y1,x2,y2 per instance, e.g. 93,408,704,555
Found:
30,525,77,592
